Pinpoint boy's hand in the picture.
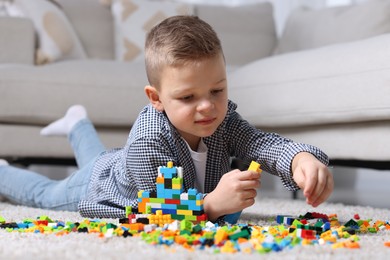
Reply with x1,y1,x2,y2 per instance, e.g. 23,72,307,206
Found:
204,169,261,221
292,152,334,207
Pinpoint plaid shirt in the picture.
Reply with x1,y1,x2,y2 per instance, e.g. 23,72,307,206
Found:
78,100,328,218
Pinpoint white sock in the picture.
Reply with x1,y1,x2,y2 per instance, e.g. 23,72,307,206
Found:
0,159,9,166
40,105,87,136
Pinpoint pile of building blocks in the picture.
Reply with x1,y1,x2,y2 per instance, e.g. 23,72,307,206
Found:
121,161,261,226
2,161,390,253
136,161,207,224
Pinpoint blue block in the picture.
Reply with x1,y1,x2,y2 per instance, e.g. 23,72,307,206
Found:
188,188,198,196
142,191,150,198
161,204,177,210
160,167,177,179
161,209,177,215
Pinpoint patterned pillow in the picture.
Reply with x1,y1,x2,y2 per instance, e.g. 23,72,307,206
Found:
11,0,87,65
109,0,193,62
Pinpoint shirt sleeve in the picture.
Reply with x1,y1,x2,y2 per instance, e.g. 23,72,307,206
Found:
226,110,329,191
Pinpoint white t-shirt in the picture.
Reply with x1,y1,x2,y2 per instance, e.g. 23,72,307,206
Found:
184,138,208,193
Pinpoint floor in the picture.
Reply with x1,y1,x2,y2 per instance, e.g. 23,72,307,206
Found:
28,164,390,209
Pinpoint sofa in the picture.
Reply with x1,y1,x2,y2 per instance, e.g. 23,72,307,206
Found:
1,0,390,169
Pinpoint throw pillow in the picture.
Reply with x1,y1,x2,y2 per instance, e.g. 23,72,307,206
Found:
276,0,390,54
11,0,87,65
109,0,193,62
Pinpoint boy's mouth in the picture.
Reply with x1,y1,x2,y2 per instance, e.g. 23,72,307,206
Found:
195,117,216,125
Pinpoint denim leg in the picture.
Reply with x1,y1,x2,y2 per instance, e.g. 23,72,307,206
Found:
0,159,95,211
68,119,106,168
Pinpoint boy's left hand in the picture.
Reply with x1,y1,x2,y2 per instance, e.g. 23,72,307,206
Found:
291,152,334,207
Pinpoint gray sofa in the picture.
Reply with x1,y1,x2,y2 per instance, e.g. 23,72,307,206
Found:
1,0,390,168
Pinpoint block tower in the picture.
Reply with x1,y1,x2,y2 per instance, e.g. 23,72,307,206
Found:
137,161,207,224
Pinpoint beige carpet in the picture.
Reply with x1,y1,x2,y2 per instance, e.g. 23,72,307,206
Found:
1,197,389,260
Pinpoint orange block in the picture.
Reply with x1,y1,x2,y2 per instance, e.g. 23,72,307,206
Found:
156,177,164,184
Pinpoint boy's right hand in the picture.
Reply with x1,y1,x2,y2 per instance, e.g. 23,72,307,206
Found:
203,169,261,222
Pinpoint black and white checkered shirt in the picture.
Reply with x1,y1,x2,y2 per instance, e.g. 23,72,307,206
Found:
78,100,328,218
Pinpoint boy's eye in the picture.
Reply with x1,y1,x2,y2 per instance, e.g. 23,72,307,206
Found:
211,89,224,95
180,95,193,101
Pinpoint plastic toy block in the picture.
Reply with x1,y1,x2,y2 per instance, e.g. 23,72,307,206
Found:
177,209,193,216
228,228,251,240
177,167,183,178
192,210,205,216
180,193,189,200
180,220,193,231
177,204,189,210
161,204,177,210
125,206,132,218
0,216,5,224
164,179,172,189
248,161,262,173
165,199,180,205
149,198,165,204
156,177,164,184
188,188,198,196
172,177,183,185
196,200,203,206
183,215,197,222
172,184,182,190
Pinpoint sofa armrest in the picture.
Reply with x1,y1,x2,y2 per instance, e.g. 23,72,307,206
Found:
0,17,35,64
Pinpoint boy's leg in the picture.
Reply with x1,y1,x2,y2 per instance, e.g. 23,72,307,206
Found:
68,119,106,168
0,160,94,211
41,105,106,168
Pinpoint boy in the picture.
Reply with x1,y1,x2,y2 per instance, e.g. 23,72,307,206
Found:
0,16,333,222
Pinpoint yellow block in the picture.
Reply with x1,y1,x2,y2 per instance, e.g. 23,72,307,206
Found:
196,200,204,206
248,161,262,173
172,184,182,189
177,209,193,216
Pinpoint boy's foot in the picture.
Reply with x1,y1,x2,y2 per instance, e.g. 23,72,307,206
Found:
0,159,9,166
40,105,87,136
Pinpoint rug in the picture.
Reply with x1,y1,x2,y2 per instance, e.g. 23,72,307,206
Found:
0,197,389,260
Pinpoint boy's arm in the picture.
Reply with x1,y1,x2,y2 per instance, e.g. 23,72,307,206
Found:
226,109,329,191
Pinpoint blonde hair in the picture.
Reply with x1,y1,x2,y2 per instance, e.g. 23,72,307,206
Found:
145,15,224,88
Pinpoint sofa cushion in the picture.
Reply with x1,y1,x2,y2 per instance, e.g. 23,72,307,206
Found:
228,33,390,128
196,2,276,67
0,17,35,64
0,60,149,127
110,0,192,62
57,0,115,60
11,0,87,65
276,0,390,54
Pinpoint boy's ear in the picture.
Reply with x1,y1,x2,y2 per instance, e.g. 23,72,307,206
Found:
144,85,164,111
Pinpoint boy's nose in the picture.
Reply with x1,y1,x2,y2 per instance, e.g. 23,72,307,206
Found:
197,99,213,112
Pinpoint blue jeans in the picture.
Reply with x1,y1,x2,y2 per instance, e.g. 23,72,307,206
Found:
0,119,105,211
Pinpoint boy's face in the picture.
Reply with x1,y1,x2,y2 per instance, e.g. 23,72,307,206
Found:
145,54,228,149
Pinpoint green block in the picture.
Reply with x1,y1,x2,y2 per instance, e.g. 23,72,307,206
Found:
125,206,132,217
192,224,202,233
180,220,193,231
172,177,183,184
149,198,165,203
228,229,251,240
172,214,185,221
177,204,188,210
39,216,53,222
172,194,181,199
188,195,196,200
184,215,197,221
0,216,5,224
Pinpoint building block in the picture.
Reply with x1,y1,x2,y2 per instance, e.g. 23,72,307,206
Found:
248,161,262,173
